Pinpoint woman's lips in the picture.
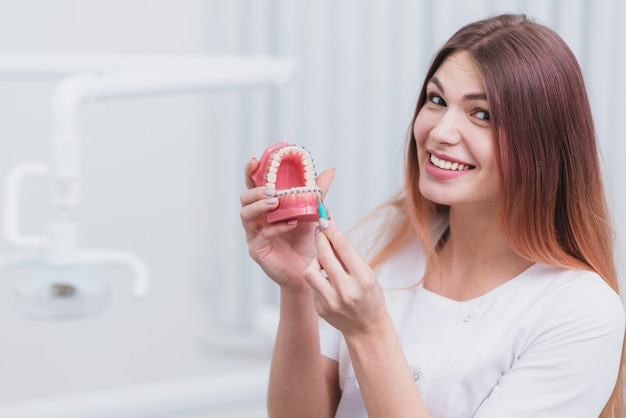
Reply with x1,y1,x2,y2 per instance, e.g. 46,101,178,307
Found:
424,152,474,180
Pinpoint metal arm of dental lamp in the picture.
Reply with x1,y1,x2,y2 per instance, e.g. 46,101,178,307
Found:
0,55,297,318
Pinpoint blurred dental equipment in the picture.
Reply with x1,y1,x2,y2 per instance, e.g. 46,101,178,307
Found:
0,54,297,319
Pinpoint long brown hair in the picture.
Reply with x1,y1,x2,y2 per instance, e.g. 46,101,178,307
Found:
368,14,623,416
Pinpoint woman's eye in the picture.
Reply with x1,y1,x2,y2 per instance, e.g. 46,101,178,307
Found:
474,109,490,121
428,93,446,106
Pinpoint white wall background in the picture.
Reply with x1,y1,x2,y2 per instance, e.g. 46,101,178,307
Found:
0,1,623,417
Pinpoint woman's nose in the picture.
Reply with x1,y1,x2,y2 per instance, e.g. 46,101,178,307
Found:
430,109,462,145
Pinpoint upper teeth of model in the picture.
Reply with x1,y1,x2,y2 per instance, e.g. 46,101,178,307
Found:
264,145,321,195
430,154,471,171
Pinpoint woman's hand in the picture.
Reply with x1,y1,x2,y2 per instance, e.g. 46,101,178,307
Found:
240,157,335,292
303,220,389,337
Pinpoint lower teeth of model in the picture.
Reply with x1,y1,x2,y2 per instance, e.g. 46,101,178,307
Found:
275,187,322,197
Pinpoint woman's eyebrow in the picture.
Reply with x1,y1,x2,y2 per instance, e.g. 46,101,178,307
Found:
429,76,445,94
429,76,488,102
463,92,488,102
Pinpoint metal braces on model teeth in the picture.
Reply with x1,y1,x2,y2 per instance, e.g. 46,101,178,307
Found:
274,187,323,197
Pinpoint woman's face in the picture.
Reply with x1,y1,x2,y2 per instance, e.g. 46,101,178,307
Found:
414,51,499,211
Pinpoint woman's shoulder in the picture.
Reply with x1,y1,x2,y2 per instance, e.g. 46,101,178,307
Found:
529,264,619,298
522,264,625,329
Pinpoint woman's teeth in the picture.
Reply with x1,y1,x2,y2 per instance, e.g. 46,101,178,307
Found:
430,154,472,171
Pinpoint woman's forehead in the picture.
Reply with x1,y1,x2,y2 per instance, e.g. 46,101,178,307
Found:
430,52,486,97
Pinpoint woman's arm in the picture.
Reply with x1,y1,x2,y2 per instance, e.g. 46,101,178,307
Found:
240,159,339,416
268,286,340,417
344,313,430,418
304,221,431,418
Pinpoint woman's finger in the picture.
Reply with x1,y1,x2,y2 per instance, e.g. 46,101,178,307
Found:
240,185,276,208
303,257,336,306
318,221,368,277
315,228,357,292
244,157,260,190
240,197,279,232
248,219,300,244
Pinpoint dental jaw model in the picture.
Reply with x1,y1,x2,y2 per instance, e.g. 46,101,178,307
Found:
251,142,323,223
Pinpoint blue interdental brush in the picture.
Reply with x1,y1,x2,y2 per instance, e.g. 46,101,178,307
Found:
317,195,328,220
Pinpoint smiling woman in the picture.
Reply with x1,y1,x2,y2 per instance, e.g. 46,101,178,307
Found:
415,52,496,200
241,13,625,418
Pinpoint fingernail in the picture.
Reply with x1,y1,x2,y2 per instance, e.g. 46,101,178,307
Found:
319,218,330,230
287,219,298,225
266,197,278,205
264,188,276,197
314,226,321,235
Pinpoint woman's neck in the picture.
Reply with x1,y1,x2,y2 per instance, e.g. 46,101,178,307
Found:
425,207,534,301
